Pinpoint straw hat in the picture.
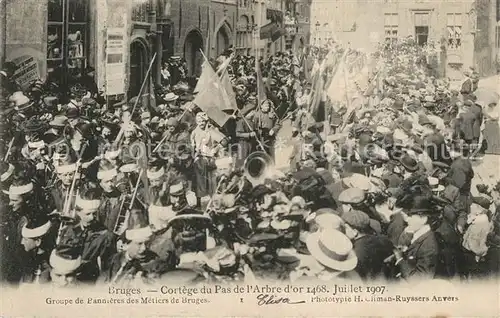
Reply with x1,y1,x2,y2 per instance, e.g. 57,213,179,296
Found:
306,229,358,271
163,92,179,102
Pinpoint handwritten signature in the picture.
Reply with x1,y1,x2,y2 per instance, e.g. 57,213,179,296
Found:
256,293,306,306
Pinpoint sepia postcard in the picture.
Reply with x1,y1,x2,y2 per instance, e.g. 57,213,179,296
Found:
0,0,499,316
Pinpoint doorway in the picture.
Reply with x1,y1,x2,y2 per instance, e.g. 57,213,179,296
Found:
129,40,148,98
184,30,204,77
216,26,230,57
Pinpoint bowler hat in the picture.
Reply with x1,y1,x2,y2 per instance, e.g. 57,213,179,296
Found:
405,196,435,215
399,154,419,172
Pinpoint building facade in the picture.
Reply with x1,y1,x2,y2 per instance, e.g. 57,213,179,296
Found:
4,0,236,103
310,0,498,79
4,0,312,102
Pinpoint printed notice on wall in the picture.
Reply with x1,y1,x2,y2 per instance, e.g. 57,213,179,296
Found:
10,55,41,90
105,28,127,95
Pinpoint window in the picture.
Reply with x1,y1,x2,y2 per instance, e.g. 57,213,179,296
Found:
447,13,462,49
132,0,150,23
414,12,430,46
236,15,251,55
384,13,398,43
47,0,88,88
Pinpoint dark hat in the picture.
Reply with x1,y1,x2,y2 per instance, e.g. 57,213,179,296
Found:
405,196,435,215
1,61,17,76
177,146,191,160
418,114,433,126
22,213,51,238
66,107,80,119
432,161,450,171
69,84,87,96
250,184,274,199
392,99,404,110
399,154,419,172
74,122,93,139
341,209,371,231
476,184,490,195
22,118,47,134
248,233,280,244
410,144,424,154
472,195,492,210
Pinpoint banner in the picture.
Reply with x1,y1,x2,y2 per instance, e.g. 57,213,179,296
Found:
193,61,233,127
259,22,277,40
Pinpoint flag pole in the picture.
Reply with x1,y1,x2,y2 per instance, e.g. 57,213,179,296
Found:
113,53,157,146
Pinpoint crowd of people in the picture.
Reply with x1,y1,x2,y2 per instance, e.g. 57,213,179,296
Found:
0,36,498,290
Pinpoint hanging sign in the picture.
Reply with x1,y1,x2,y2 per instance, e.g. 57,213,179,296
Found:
105,27,127,95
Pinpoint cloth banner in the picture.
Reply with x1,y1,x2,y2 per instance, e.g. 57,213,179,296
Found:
193,60,234,127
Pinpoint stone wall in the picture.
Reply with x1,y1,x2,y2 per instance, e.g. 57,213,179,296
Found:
6,0,48,86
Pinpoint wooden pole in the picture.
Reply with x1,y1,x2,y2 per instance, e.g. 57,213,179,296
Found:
113,53,157,146
0,0,6,110
130,52,157,116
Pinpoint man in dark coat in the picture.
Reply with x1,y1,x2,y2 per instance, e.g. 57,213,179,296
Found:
460,72,473,100
392,197,440,282
19,213,56,284
444,155,474,234
458,100,483,151
58,189,116,284
104,212,172,284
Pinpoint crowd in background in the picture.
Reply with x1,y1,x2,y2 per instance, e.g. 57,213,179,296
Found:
0,36,498,289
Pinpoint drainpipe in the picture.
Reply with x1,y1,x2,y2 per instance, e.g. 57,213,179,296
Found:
0,0,7,109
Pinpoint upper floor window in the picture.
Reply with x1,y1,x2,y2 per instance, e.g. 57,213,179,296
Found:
447,13,462,49
384,13,398,43
47,0,88,86
132,0,150,23
414,12,430,46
